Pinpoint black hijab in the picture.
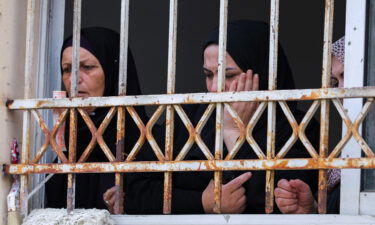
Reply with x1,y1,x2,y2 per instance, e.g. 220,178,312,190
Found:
46,27,147,209
61,27,147,160
203,20,295,92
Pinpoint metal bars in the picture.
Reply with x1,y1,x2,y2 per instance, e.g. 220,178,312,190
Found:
20,0,36,217
213,0,228,214
9,0,375,217
114,0,130,214
265,0,280,214
7,87,375,110
67,0,82,213
8,157,375,174
318,0,334,214
163,0,178,214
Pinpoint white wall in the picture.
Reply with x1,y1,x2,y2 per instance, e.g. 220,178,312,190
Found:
0,1,28,223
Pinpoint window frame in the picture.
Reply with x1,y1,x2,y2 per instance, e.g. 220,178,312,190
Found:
5,0,375,223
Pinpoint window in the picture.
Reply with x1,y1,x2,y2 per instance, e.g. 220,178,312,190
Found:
4,0,375,224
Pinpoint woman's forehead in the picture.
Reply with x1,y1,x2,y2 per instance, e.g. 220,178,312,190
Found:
61,47,99,63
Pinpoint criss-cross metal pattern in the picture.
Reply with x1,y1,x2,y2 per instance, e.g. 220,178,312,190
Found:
4,0,375,217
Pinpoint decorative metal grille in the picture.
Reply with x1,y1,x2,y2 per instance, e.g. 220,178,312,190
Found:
4,0,375,217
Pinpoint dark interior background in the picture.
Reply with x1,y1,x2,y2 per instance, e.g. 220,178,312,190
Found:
64,0,346,149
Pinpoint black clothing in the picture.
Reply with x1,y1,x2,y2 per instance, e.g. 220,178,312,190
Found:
46,27,147,209
124,104,319,214
124,20,318,214
327,185,340,214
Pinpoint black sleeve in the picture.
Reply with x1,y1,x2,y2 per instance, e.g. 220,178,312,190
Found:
327,185,340,214
124,171,205,214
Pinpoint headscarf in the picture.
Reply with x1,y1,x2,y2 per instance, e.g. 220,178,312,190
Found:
332,36,345,64
60,27,147,160
47,27,147,209
61,27,143,98
201,20,297,134
203,20,295,92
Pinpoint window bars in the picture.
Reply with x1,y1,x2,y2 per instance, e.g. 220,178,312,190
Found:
4,0,375,217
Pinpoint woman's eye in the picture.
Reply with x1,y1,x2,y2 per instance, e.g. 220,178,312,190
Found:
82,65,95,71
62,67,71,74
225,74,239,79
204,73,213,79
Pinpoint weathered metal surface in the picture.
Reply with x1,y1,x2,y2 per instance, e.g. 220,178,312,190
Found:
163,0,178,214
318,0,334,214
20,0,36,217
117,0,130,214
77,108,98,162
174,104,214,161
146,106,166,161
5,0,375,217
245,102,267,159
212,0,228,214
67,108,78,212
7,87,375,110
265,0,280,213
96,107,117,162
66,0,82,213
125,106,146,162
329,98,375,159
298,100,320,159
7,158,375,175
77,107,117,162
118,0,130,96
70,0,82,98
31,109,69,164
223,103,245,160
276,101,298,159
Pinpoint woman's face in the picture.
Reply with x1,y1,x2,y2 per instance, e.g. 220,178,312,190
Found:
203,44,244,92
61,47,105,98
331,55,344,88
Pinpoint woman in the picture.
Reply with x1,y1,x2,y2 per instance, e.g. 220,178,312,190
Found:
123,20,319,214
274,37,345,214
45,27,148,210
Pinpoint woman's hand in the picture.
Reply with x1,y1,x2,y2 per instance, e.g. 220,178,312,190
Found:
103,186,124,214
223,70,259,150
202,172,251,214
275,179,317,214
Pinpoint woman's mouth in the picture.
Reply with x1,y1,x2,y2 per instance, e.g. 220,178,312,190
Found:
77,91,88,97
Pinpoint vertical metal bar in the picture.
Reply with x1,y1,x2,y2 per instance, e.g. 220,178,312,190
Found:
163,0,178,214
67,108,77,213
67,0,82,213
213,0,228,214
114,0,130,215
265,0,279,214
118,0,130,96
318,0,334,214
70,0,81,97
341,0,367,215
20,0,36,217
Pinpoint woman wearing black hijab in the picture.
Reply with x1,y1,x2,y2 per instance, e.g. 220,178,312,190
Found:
45,27,148,210
124,20,318,214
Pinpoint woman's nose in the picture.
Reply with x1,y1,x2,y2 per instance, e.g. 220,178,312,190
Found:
209,76,218,92
77,72,83,84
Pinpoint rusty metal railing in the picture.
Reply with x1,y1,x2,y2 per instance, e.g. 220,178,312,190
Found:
4,0,375,217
